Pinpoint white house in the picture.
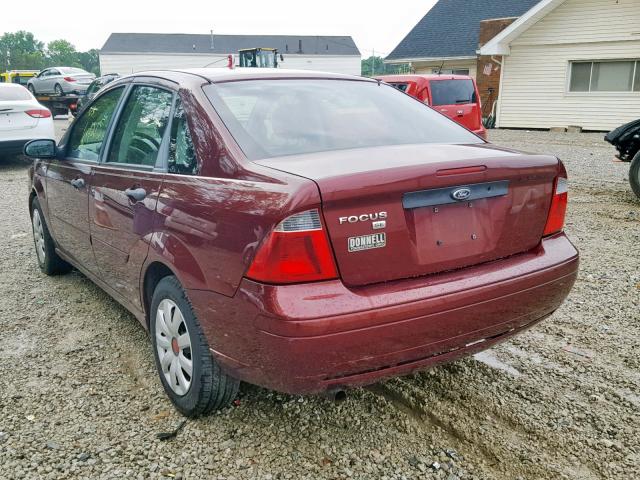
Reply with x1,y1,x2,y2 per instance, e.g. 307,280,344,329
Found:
481,0,640,131
99,33,361,77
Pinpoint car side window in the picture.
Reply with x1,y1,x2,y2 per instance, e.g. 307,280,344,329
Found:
107,85,173,167
67,87,124,161
168,100,198,175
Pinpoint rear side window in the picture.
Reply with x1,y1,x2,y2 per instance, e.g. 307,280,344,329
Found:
430,80,477,106
107,85,173,167
67,87,124,161
0,86,32,101
168,100,198,175
204,79,481,160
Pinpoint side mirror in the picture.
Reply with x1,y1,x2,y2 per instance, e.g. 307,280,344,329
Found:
24,139,57,159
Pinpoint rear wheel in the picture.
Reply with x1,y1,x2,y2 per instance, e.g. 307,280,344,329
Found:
150,276,239,417
630,151,640,199
30,197,72,275
28,84,36,95
54,83,64,96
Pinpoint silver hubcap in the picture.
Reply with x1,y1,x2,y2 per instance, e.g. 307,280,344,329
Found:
32,209,46,264
155,299,193,396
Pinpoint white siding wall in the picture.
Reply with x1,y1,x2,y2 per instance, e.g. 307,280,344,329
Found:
413,60,478,79
100,53,361,76
498,0,640,131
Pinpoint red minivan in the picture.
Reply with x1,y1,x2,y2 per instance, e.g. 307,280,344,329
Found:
25,69,577,417
376,74,487,139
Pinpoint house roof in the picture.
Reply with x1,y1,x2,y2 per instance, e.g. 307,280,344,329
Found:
480,0,565,55
386,0,541,62
101,33,360,56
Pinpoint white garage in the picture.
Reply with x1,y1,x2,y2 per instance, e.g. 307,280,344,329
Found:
99,33,361,77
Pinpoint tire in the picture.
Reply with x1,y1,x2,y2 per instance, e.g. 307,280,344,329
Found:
54,83,64,96
150,276,239,417
27,84,36,95
630,151,640,200
30,197,72,275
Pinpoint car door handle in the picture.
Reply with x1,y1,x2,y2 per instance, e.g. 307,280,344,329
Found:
70,178,85,189
125,187,147,202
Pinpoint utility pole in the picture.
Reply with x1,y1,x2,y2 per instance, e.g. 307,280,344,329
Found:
372,48,375,76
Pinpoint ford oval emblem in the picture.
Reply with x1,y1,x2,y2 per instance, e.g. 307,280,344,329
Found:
451,188,472,201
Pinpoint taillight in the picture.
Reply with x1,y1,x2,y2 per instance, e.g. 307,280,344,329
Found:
246,209,338,284
25,109,51,118
63,76,77,82
543,164,568,236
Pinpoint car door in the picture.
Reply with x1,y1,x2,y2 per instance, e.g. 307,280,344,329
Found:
40,69,56,93
45,85,126,273
33,69,49,92
90,81,174,307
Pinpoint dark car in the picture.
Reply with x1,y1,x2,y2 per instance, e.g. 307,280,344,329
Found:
24,69,578,417
74,73,119,116
605,119,640,198
375,74,487,139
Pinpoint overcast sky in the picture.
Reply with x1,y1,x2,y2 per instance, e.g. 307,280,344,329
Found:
3,1,436,57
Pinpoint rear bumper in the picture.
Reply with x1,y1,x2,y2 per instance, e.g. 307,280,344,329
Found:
188,234,578,394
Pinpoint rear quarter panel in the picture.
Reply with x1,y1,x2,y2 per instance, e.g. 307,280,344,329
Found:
147,171,319,297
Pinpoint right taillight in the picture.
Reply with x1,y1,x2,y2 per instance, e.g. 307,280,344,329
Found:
544,165,568,236
246,209,338,284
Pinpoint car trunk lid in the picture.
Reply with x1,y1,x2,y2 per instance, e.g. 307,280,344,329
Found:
0,101,38,131
255,143,559,287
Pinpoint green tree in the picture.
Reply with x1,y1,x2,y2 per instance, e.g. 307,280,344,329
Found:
361,56,385,77
361,56,411,77
77,49,100,75
46,39,80,67
0,31,45,70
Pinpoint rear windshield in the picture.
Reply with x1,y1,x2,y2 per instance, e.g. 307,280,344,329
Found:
60,67,87,75
430,79,477,106
0,86,32,101
389,82,409,92
204,79,482,160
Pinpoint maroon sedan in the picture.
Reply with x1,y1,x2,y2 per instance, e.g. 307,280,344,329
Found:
25,69,578,417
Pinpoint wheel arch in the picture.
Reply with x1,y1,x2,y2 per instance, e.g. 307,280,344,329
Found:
141,261,177,327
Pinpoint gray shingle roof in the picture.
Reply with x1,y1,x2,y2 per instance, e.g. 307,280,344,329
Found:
386,0,540,61
101,33,360,56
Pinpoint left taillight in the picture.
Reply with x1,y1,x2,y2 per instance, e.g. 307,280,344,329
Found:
25,109,51,118
246,209,339,284
543,162,568,236
63,76,77,82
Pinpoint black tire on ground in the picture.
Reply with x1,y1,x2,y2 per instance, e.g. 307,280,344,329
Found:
27,84,36,95
629,151,640,199
54,84,64,96
30,197,72,275
150,276,239,417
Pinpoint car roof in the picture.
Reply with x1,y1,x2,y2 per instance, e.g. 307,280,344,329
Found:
375,74,474,82
120,68,373,84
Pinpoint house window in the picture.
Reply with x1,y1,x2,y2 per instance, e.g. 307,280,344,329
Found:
432,68,470,76
569,60,640,92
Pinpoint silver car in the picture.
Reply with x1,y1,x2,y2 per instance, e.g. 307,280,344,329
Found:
27,67,95,96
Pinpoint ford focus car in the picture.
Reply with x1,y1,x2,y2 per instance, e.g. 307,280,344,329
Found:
25,69,578,417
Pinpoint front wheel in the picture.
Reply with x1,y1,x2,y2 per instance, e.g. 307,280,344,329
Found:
150,276,239,417
54,83,64,96
30,197,72,275
629,151,640,199
28,84,36,95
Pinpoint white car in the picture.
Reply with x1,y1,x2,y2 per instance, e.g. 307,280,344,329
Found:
0,84,55,158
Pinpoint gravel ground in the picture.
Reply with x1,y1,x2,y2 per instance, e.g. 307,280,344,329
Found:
0,124,638,480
